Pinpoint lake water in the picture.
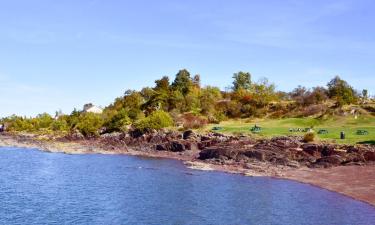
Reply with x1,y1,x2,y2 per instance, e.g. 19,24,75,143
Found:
0,147,374,225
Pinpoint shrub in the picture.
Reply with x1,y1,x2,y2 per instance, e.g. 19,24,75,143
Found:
303,132,315,142
105,109,131,132
75,113,104,137
182,113,207,129
6,116,34,132
50,119,69,132
32,113,54,129
207,112,227,124
134,110,173,132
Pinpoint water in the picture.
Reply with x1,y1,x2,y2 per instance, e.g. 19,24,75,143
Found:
0,147,374,225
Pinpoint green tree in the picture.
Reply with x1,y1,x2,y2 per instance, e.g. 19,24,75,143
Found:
232,71,252,91
251,78,276,107
327,76,358,106
33,113,54,130
171,69,193,96
50,118,69,132
362,89,368,100
155,76,170,92
122,90,145,120
200,86,222,115
105,109,131,132
134,110,173,132
76,113,104,137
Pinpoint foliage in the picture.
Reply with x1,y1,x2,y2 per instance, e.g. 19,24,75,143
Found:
171,69,193,96
181,113,208,129
232,71,252,91
50,118,69,132
200,86,222,115
104,109,131,132
75,113,104,137
134,110,173,132
1,69,370,139
291,86,328,106
327,76,358,106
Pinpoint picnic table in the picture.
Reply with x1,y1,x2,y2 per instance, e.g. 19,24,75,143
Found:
250,126,262,133
356,130,369,135
318,129,328,134
289,128,312,132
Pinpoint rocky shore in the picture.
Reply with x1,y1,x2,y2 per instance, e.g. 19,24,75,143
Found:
0,131,374,206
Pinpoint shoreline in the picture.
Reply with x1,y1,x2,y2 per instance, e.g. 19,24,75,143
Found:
0,133,374,207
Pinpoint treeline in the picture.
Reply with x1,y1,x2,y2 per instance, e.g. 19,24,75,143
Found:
1,69,369,137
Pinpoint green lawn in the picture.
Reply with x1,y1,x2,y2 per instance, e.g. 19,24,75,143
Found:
206,115,375,145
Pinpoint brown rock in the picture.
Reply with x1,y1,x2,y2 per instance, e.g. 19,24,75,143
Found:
364,151,375,161
314,155,344,168
244,150,265,161
183,130,196,140
170,141,185,152
302,144,322,158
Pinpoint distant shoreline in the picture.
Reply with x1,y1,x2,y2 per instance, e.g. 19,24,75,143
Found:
0,132,374,207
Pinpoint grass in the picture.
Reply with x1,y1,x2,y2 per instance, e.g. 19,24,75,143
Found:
205,115,375,145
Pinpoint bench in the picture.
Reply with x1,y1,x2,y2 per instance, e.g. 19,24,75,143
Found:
318,129,328,134
212,127,223,131
356,130,369,135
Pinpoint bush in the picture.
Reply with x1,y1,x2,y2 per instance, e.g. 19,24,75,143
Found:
6,116,34,132
207,112,227,124
105,109,131,132
134,110,173,132
75,113,104,137
182,113,207,129
303,132,315,142
50,119,69,132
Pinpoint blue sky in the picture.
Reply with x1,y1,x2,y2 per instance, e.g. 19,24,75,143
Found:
0,0,374,117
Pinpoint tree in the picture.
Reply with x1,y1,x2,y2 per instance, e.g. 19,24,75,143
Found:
155,76,170,92
200,86,222,115
76,112,104,137
122,90,144,120
310,86,328,104
105,109,131,132
251,78,276,107
232,71,252,91
362,89,368,100
134,110,173,132
327,76,357,106
171,69,193,96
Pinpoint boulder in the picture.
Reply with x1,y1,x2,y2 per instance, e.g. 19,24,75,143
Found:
170,141,185,152
321,145,336,157
184,142,198,151
183,130,196,140
155,144,167,151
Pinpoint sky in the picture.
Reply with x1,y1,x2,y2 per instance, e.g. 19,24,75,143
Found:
0,0,374,117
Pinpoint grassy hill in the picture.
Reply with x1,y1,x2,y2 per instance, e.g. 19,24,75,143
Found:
206,114,375,145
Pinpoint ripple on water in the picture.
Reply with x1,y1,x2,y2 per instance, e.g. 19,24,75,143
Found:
0,147,374,225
